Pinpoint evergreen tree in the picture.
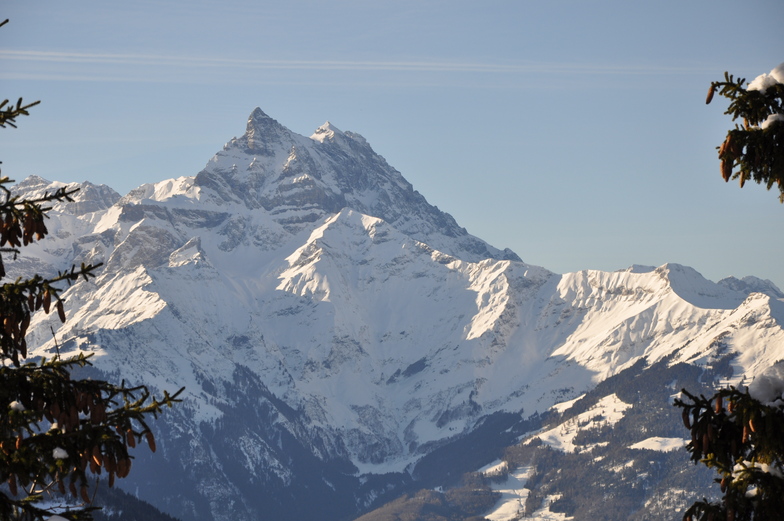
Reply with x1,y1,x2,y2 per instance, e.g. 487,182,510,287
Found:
675,388,784,521
706,64,784,201
674,63,784,521
0,19,182,521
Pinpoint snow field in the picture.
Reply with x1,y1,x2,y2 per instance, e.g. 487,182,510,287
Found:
532,394,632,454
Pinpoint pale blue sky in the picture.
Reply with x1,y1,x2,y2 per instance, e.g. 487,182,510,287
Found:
2,1,783,288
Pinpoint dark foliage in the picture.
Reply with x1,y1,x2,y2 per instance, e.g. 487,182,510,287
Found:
89,487,181,521
413,411,541,488
707,70,784,201
353,473,498,521
673,67,784,520
675,387,784,521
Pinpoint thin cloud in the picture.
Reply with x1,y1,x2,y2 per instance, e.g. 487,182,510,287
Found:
1,50,717,76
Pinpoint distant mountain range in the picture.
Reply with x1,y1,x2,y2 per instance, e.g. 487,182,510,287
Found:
17,109,784,521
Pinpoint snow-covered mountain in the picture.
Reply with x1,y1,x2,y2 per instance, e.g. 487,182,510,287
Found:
15,109,784,521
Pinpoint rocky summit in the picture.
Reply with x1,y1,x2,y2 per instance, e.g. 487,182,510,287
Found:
15,109,784,521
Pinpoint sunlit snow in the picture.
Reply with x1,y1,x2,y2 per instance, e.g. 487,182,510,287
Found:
629,437,687,452
748,361,784,407
484,465,534,521
531,394,632,453
483,463,574,521
12,106,784,519
747,62,784,93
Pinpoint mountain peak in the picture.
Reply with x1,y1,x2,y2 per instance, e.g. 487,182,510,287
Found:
243,107,291,155
310,121,343,143
718,275,784,299
13,176,120,217
191,108,518,261
248,106,272,123
16,106,784,521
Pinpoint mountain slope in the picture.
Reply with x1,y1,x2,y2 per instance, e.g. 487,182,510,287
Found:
15,109,784,521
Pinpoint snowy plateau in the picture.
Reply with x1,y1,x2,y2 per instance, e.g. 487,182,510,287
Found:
14,108,784,521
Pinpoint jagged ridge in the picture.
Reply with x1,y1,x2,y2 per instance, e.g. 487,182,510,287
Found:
11,109,784,521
